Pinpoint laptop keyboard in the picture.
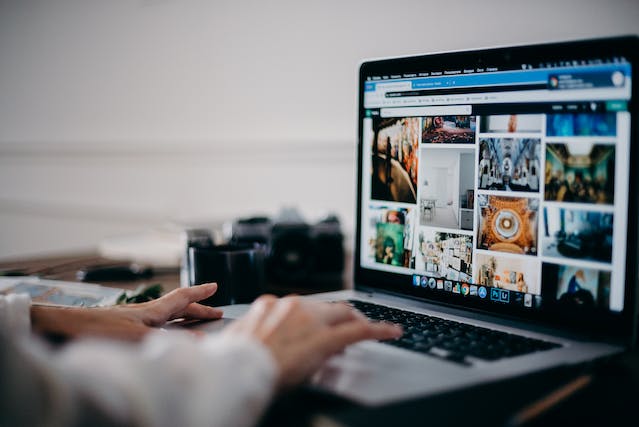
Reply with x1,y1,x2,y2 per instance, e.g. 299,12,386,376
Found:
347,300,561,366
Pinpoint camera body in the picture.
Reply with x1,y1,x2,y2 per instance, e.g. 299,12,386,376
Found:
230,212,345,288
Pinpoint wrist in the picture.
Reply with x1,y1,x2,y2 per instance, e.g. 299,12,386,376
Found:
30,305,81,341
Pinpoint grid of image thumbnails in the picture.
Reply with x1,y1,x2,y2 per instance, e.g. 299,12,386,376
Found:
364,112,618,312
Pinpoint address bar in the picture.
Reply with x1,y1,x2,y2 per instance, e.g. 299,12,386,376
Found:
380,105,472,117
375,81,413,91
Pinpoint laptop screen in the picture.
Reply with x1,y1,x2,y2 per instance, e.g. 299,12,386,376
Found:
356,36,638,336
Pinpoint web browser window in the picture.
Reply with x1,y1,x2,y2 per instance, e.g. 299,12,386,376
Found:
359,58,632,315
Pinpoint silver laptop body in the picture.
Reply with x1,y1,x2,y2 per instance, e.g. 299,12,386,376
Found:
195,36,639,406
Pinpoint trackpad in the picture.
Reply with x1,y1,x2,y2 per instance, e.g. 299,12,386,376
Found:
311,342,475,406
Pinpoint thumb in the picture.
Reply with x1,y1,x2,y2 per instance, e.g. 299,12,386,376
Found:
178,283,219,303
150,283,219,322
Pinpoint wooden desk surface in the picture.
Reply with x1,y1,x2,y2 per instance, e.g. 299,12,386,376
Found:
0,252,181,293
0,251,351,297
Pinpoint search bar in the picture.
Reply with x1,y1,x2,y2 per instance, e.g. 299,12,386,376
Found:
375,81,413,91
380,105,472,117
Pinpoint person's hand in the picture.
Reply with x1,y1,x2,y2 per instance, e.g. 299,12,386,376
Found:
31,283,223,342
223,295,402,389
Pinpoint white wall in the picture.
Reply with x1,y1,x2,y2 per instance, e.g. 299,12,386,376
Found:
420,150,460,207
0,0,637,260
452,154,460,221
459,153,475,206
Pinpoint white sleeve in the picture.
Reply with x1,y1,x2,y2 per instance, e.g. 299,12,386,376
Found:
0,293,31,337
55,332,277,427
0,294,278,427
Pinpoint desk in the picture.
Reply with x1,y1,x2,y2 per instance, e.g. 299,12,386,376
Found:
0,252,181,293
1,253,637,427
0,251,349,297
279,352,639,427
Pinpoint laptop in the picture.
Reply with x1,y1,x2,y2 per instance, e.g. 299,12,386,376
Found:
198,35,639,406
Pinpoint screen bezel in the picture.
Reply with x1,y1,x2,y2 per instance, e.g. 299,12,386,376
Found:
354,35,639,344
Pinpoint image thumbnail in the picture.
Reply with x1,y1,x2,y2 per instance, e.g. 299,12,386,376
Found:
413,229,473,282
542,207,613,263
364,207,413,268
478,138,541,192
547,113,616,137
422,115,476,144
376,223,405,266
542,263,611,309
475,253,541,295
480,114,543,133
371,117,420,203
477,195,539,256
545,143,615,204
419,147,475,230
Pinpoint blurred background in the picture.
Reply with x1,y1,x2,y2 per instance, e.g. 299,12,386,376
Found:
0,0,637,263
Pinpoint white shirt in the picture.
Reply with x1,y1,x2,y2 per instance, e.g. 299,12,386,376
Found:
0,294,277,427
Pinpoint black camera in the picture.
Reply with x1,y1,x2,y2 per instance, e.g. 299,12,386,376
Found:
230,210,345,288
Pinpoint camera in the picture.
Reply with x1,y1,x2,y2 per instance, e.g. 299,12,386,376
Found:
229,209,345,288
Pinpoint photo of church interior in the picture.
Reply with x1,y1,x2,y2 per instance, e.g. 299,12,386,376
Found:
477,138,541,192
422,115,476,144
413,229,473,282
545,143,615,204
480,114,543,133
419,148,475,229
477,195,539,255
371,117,420,203
475,253,540,295
542,207,613,263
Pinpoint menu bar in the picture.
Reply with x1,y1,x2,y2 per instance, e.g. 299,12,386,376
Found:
366,56,630,82
365,64,631,94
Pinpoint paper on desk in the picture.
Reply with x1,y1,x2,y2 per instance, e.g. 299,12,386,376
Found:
0,277,126,307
